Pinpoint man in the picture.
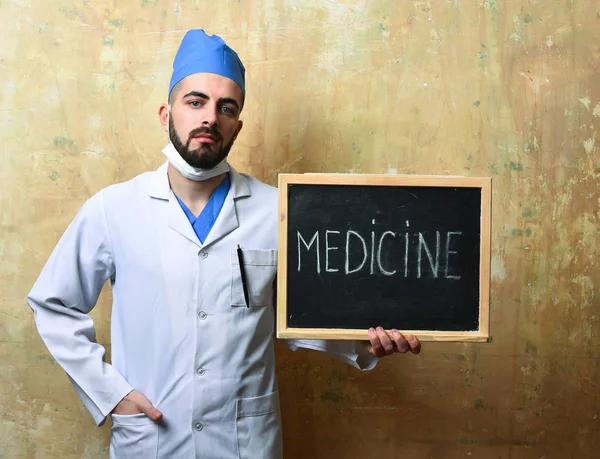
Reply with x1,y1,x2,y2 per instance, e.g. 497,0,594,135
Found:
27,30,420,458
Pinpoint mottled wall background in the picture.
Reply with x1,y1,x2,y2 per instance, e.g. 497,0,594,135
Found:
1,0,599,458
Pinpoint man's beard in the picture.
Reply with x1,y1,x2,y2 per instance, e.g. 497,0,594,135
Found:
169,116,235,169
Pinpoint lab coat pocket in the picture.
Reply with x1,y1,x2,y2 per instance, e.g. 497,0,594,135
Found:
110,413,158,459
230,249,277,307
235,390,283,459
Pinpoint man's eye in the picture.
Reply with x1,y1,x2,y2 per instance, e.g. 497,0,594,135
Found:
189,101,201,108
221,106,233,114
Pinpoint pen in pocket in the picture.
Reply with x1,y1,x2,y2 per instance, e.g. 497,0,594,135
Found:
236,245,250,308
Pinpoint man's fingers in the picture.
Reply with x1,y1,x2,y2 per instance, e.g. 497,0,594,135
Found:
367,327,383,356
138,400,163,421
131,391,163,421
407,335,421,354
367,327,422,357
390,329,410,353
137,406,162,421
376,327,396,355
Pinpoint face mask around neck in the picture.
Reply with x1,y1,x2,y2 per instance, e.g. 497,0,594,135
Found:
161,142,230,182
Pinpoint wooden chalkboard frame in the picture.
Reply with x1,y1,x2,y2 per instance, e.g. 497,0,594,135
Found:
276,174,492,342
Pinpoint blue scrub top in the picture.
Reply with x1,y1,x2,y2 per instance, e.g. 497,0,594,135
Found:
175,173,231,243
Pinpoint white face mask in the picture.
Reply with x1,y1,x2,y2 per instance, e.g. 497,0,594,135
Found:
162,142,230,182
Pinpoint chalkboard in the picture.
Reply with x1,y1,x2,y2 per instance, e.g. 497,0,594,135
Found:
276,174,491,342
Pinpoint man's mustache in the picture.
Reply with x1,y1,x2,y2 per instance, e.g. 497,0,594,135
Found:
187,126,223,143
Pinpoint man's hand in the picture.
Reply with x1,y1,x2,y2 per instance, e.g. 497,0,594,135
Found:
366,327,421,357
112,390,163,421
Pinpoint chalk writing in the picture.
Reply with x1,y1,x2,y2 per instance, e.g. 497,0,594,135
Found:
298,221,463,279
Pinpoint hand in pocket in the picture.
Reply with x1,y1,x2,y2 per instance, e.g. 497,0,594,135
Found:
112,390,163,421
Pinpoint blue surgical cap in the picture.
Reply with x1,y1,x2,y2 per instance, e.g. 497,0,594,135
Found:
169,29,245,97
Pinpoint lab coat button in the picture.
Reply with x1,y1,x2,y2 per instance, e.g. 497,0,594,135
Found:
198,311,208,320
201,252,208,259
196,367,205,376
194,421,203,431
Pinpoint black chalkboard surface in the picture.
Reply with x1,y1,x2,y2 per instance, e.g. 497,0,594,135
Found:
276,174,491,342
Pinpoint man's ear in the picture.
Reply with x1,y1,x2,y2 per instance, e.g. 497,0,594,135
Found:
233,119,243,141
158,104,169,133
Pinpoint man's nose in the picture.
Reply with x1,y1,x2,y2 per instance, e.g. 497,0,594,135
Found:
201,104,218,126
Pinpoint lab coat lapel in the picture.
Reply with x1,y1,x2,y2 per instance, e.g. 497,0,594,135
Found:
147,162,202,249
167,192,202,248
201,167,251,249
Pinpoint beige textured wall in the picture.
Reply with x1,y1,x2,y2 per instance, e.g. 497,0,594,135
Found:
1,0,599,457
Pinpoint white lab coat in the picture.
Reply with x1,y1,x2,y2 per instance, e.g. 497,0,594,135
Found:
27,164,377,458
